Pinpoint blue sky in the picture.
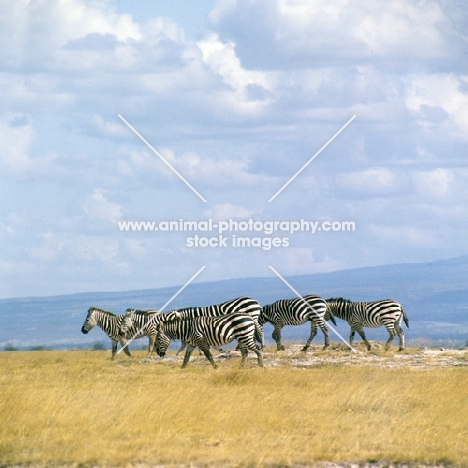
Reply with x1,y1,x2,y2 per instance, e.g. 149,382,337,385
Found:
1,0,468,298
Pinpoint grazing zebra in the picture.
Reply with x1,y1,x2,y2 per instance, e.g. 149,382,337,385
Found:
80,307,157,359
326,298,409,351
259,294,335,351
155,312,264,369
161,296,264,350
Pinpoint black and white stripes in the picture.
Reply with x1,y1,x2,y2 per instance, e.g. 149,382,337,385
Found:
155,312,264,369
163,296,264,349
80,307,158,359
326,298,409,351
259,295,335,351
82,293,410,365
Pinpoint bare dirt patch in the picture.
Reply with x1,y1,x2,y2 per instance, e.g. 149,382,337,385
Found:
142,343,468,369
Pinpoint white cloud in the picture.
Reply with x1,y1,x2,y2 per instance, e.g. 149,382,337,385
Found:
411,168,454,200
336,168,405,196
0,0,141,69
1,0,468,298
0,114,36,174
405,73,468,138
205,203,255,220
368,224,437,248
197,33,274,97
209,0,451,66
145,148,274,189
273,248,345,275
73,234,121,263
83,189,122,224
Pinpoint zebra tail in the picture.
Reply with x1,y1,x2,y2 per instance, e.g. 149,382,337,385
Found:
402,307,409,328
325,305,337,326
254,320,265,349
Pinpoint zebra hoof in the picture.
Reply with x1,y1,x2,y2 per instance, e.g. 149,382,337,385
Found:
278,346,285,351
398,348,404,352
301,346,308,352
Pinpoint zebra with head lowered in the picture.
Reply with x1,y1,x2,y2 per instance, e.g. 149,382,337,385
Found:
80,307,158,359
118,308,162,353
154,311,264,369
259,294,335,351
119,296,264,353
326,298,409,351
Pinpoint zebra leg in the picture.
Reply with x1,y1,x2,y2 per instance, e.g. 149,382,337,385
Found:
238,345,248,367
250,343,264,368
302,321,318,351
197,339,218,369
239,339,264,368
272,324,285,351
111,339,118,360
354,327,372,350
318,320,331,350
148,335,155,355
395,322,405,351
384,325,396,351
349,329,356,345
118,339,132,358
181,344,196,369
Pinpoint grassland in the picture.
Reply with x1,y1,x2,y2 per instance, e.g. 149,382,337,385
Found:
1,347,468,467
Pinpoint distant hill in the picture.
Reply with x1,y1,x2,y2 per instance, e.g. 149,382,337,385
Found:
1,255,468,350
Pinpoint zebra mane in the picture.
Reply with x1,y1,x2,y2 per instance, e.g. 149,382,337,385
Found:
125,308,158,315
88,306,117,316
326,297,352,304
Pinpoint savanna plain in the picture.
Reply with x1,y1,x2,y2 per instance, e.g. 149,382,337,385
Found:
1,345,468,468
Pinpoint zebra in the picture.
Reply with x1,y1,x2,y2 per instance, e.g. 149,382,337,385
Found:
155,312,264,369
80,307,157,359
118,308,160,351
325,297,409,351
259,294,336,351
119,309,228,355
151,296,264,351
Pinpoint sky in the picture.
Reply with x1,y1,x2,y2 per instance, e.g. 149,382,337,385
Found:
1,0,468,298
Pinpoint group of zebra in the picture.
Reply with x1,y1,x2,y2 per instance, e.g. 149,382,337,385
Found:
81,294,409,369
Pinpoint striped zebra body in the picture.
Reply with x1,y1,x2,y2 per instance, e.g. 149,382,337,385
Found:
259,295,332,351
164,296,264,350
155,313,264,369
80,307,156,359
326,298,409,351
119,308,160,353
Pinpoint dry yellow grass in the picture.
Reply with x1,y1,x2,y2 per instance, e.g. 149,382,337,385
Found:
1,349,468,467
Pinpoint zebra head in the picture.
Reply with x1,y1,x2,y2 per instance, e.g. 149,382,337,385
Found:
155,322,170,357
258,304,273,325
119,308,135,337
81,307,99,334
